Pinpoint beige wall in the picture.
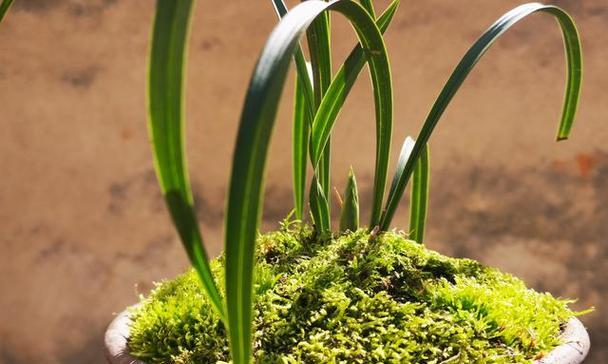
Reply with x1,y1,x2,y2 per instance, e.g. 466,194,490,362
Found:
0,0,606,362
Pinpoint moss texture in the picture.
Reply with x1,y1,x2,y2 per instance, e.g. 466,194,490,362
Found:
128,223,578,363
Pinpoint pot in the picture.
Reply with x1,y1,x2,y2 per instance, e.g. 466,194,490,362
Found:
104,307,590,364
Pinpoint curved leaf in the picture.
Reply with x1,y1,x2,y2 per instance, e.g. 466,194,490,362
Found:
307,6,333,231
147,0,225,319
271,0,320,224
379,3,582,230
224,1,391,362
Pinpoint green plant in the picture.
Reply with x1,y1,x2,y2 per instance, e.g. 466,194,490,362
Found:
147,1,581,363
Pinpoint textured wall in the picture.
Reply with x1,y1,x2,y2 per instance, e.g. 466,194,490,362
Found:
0,0,606,363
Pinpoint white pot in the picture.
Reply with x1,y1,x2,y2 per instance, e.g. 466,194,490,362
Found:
105,307,590,364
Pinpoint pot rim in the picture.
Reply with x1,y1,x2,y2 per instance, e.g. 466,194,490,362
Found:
104,307,590,364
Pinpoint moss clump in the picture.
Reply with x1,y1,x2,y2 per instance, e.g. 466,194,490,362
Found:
128,224,578,363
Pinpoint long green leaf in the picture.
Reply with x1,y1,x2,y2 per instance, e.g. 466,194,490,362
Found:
147,0,225,319
379,3,582,231
307,12,332,109
292,67,311,220
340,167,360,232
0,0,13,22
270,0,316,223
310,0,400,228
307,5,333,232
409,144,429,243
224,1,392,362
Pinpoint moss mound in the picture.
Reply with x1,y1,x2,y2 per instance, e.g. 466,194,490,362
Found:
128,224,577,363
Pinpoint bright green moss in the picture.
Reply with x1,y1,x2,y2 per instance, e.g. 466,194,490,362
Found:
128,223,579,363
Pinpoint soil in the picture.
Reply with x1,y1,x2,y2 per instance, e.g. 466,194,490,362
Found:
0,0,606,363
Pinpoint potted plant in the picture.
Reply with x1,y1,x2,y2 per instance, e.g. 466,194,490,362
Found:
101,0,591,363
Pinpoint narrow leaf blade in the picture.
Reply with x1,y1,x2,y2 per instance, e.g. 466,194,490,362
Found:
147,0,224,319
292,71,311,220
380,3,583,230
307,7,333,232
409,144,430,243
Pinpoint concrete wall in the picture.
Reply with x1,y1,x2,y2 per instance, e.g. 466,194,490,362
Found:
0,0,606,362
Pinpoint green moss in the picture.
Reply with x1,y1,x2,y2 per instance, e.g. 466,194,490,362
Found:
128,224,579,363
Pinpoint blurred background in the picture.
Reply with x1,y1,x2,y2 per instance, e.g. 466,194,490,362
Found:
0,0,606,363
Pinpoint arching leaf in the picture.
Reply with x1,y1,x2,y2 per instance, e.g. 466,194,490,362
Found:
380,3,582,230
147,0,225,319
